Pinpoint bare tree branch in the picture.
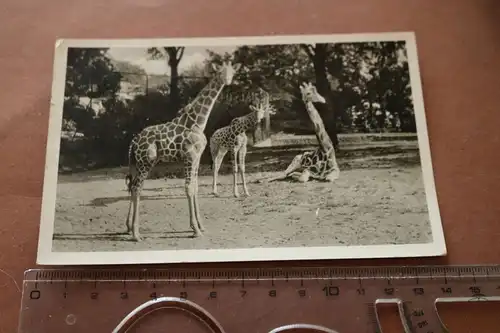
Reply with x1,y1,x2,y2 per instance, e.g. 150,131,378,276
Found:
177,47,185,61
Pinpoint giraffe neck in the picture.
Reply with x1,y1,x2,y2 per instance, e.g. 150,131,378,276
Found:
176,76,226,131
231,110,260,133
305,101,334,154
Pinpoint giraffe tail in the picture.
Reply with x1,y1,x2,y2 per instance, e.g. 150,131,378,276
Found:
125,175,132,193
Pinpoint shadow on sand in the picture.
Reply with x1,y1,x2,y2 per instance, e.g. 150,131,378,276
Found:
145,183,214,190
88,192,220,207
88,180,248,207
52,230,195,242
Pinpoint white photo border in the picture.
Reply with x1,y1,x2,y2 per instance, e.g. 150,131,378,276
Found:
37,31,447,265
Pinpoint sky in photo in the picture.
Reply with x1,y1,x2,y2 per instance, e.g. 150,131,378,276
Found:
107,45,238,75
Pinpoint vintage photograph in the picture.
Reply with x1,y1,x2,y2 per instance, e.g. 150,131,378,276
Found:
37,32,446,265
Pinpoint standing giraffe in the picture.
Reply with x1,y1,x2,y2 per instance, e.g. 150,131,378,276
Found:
260,82,340,183
125,60,241,241
210,100,276,197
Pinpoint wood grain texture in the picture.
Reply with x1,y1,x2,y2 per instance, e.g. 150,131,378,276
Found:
0,0,499,332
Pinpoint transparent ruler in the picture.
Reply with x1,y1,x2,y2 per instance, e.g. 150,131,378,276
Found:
18,265,500,332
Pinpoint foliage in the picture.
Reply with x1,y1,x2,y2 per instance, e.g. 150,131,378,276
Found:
59,41,416,172
207,41,415,137
64,48,122,98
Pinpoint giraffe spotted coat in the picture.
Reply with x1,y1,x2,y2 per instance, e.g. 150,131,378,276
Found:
260,82,340,183
124,61,241,241
210,103,274,197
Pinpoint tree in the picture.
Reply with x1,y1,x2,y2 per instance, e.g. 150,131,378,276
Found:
58,40,417,173
61,48,123,170
361,41,415,131
65,48,122,99
331,41,414,132
207,45,311,131
230,45,311,96
203,41,414,137
148,47,185,111
216,44,342,142
63,48,122,134
178,63,210,105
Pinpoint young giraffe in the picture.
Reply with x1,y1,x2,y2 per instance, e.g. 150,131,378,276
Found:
262,82,340,183
210,100,276,197
125,60,241,241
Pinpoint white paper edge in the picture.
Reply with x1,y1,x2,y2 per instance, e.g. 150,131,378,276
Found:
36,31,447,265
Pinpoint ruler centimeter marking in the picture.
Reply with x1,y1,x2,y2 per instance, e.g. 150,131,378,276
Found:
18,265,500,333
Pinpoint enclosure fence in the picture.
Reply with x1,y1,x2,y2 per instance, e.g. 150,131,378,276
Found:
82,70,275,143
77,69,411,140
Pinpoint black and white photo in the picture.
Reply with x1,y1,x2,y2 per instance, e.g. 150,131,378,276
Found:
37,32,446,265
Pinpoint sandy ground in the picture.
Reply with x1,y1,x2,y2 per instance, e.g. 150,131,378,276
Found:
51,165,433,252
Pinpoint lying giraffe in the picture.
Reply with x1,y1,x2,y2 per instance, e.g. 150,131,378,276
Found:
260,82,340,183
210,100,276,197
125,60,241,241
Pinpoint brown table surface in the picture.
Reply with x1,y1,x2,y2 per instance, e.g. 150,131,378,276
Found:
1,1,499,332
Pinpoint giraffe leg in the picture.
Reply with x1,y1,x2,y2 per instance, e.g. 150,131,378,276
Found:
193,176,205,232
130,189,142,241
260,154,303,183
290,169,311,183
127,184,145,242
184,158,203,237
324,169,340,182
231,148,239,198
238,145,250,196
126,167,149,242
211,148,227,197
210,142,219,195
325,152,340,181
192,152,205,232
125,198,132,233
125,164,137,234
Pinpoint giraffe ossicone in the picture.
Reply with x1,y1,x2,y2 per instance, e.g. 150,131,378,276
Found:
124,60,241,241
260,81,340,183
210,99,276,198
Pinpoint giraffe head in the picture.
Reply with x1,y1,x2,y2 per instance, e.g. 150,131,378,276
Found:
249,100,277,122
299,82,326,104
211,60,241,85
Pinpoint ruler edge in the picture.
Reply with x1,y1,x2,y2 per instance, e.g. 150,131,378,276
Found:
22,264,500,282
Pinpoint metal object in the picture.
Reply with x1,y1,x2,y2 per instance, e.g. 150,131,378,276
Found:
18,265,500,332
